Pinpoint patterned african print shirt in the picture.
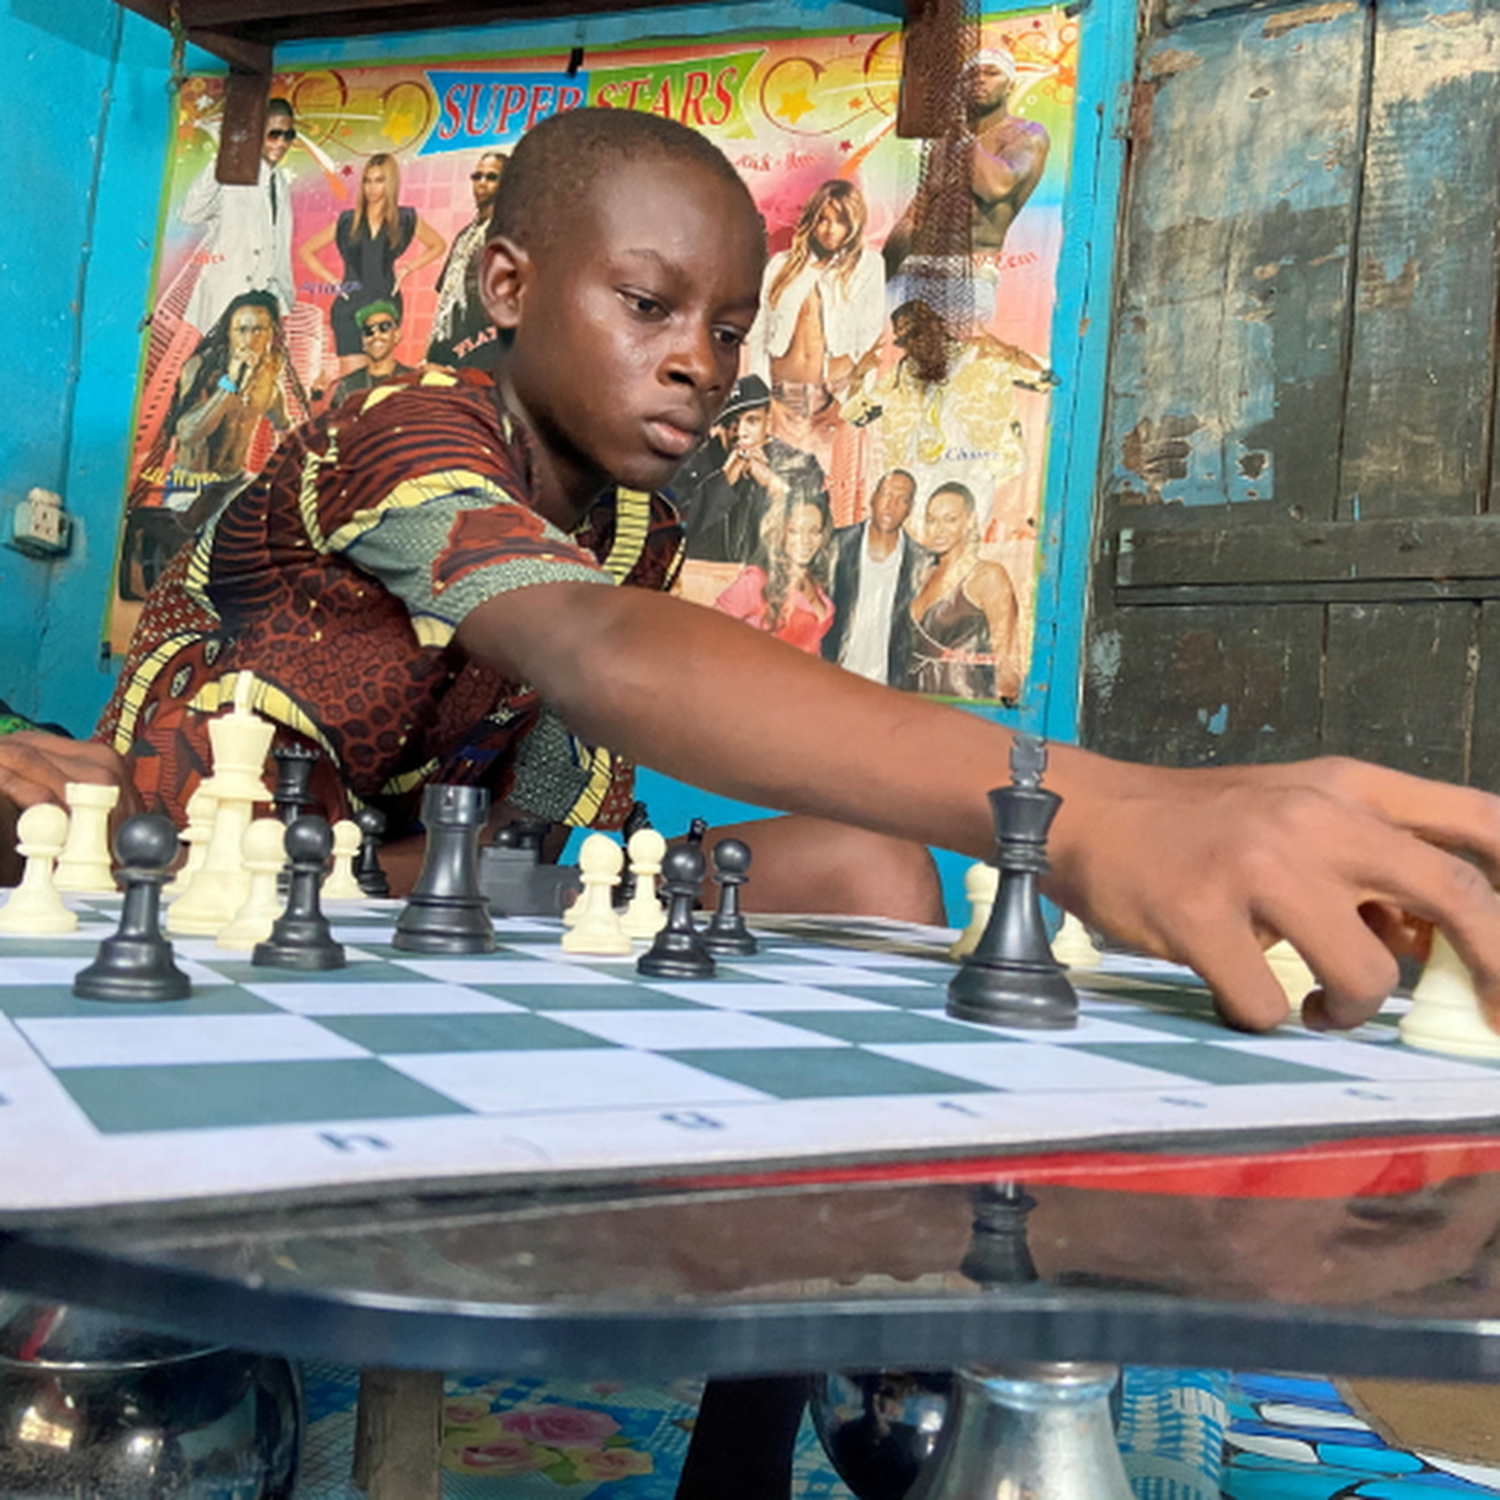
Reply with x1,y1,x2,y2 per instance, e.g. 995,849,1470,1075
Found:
95,368,685,835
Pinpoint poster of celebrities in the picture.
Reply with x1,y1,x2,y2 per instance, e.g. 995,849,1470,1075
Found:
113,14,1076,705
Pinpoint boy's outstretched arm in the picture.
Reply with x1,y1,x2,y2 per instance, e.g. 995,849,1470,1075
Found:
458,581,1500,1034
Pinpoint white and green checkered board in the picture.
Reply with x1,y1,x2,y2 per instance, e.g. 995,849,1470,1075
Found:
1,904,1496,1218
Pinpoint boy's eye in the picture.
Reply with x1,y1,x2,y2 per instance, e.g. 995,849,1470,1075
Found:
714,326,748,350
622,290,666,318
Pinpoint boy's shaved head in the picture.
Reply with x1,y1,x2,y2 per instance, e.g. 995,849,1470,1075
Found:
492,106,763,252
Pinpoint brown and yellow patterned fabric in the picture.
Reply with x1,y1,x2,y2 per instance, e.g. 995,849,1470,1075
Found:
96,368,684,836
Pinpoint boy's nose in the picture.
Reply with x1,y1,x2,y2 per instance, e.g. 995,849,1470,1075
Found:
665,322,727,393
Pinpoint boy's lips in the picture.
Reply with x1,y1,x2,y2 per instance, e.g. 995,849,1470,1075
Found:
644,416,703,458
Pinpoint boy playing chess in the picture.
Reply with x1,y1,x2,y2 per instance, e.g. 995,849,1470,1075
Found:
0,106,1498,1043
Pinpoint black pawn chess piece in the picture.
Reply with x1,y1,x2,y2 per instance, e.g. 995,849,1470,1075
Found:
73,814,191,1002
638,844,716,979
252,815,346,971
947,737,1077,1028
392,783,495,954
353,806,391,898
271,742,320,827
702,838,758,956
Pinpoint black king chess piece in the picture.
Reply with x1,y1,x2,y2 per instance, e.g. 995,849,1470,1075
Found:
393,783,496,954
638,844,716,979
73,814,191,1002
947,734,1078,1028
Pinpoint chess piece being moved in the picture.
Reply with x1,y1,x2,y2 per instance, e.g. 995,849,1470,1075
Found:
702,838,758,956
619,828,667,940
73,814,190,1001
252,816,345,971
948,861,999,960
392,784,495,954
1265,939,1315,1009
0,804,78,935
562,834,631,955
53,782,119,894
1400,930,1500,1057
638,844,716,979
1051,912,1102,970
947,735,1078,1028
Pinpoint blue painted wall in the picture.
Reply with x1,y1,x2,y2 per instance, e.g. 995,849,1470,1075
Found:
1,0,1131,917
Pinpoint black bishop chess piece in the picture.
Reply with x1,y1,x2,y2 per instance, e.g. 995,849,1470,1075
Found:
73,814,191,1002
253,815,346,970
353,806,391,898
947,734,1078,1028
638,844,716,979
702,838,758,956
393,783,495,954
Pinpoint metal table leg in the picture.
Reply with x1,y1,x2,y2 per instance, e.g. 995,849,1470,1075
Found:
907,1361,1133,1500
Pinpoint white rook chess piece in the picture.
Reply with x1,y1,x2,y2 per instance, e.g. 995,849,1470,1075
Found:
1400,930,1500,1057
949,861,999,960
54,782,119,893
0,804,78,934
620,828,667,940
322,819,366,901
562,834,631,956
217,818,287,951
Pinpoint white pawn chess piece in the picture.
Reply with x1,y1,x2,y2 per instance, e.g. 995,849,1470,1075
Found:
948,861,999,960
561,834,631,956
1051,911,1102,969
165,785,215,900
0,804,78,934
1264,940,1317,1010
619,828,667,940
217,819,287,951
322,819,366,901
54,782,119,893
1399,930,1500,1057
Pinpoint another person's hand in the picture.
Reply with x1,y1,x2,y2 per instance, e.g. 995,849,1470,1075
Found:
0,733,142,885
1045,753,1500,1034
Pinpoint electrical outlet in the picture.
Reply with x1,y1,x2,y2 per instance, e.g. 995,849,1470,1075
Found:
9,488,73,559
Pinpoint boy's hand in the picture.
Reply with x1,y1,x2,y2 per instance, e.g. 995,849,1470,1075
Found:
1045,753,1500,1034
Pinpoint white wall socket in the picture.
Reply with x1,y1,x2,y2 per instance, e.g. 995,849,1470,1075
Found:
10,488,73,558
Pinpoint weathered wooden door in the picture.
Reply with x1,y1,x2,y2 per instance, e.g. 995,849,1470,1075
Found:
1082,0,1500,787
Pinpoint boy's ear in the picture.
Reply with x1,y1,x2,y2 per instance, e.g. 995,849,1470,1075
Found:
479,235,530,331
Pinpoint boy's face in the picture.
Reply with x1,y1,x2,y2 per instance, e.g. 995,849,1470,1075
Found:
483,155,764,527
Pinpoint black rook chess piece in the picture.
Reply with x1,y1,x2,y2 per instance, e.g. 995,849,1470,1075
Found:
73,814,191,1002
393,784,496,954
252,816,346,971
638,844,716,979
947,735,1078,1028
702,838,758,956
353,806,391,898
271,742,321,827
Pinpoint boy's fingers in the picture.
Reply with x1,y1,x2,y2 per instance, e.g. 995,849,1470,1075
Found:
1165,912,1292,1032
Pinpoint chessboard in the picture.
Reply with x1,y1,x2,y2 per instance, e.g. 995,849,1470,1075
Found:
2,901,1499,1222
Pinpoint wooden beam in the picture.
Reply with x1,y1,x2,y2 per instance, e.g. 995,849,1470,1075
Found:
215,62,274,186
